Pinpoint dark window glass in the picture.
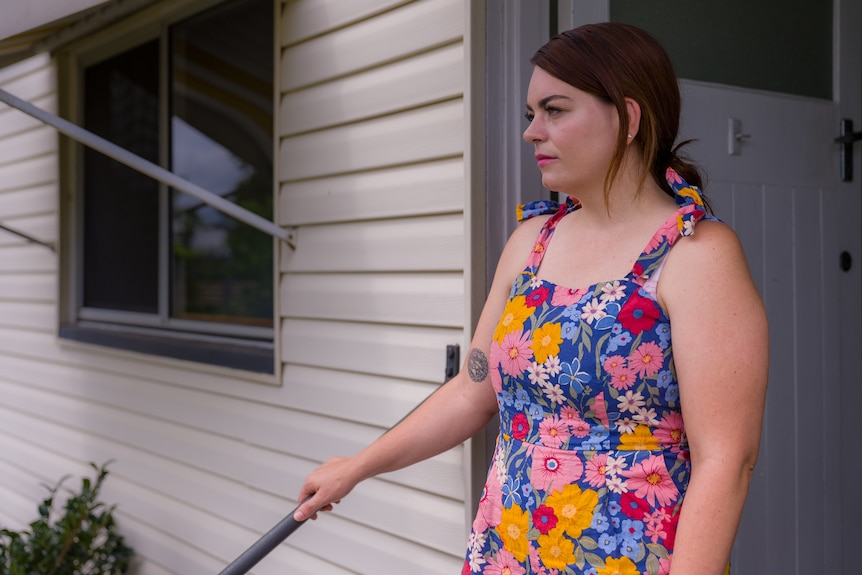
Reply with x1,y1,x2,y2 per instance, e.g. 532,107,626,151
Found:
83,40,160,312
611,0,832,99
170,0,274,327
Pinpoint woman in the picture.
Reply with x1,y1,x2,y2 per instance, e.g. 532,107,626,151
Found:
294,23,768,575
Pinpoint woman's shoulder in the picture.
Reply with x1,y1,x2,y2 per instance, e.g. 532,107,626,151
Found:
658,218,759,309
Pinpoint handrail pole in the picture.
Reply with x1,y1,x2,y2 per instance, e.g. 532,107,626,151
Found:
0,88,291,246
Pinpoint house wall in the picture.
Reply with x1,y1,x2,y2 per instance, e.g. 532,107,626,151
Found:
0,0,474,573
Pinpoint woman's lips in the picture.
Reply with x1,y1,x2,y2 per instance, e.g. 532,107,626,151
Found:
535,154,556,167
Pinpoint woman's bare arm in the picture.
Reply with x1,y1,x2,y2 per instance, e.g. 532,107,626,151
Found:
293,216,551,522
658,221,769,574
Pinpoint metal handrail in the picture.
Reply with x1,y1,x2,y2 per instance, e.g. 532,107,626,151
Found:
0,87,294,249
218,505,306,575
0,221,55,251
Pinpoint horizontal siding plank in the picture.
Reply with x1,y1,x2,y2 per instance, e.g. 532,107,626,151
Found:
0,483,35,529
281,0,409,45
281,318,463,383
281,0,464,91
280,157,463,225
0,244,56,272
281,272,464,326
281,43,463,135
0,53,50,84
0,272,54,300
282,363,435,427
0,125,58,168
0,155,57,192
281,213,464,272
280,99,463,181
0,183,55,217
0,301,55,331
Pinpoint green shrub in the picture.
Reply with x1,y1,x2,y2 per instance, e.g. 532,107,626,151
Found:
0,462,134,575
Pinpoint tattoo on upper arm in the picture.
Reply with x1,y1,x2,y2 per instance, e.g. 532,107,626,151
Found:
467,348,490,382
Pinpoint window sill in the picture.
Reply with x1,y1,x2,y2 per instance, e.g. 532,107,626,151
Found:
59,323,275,375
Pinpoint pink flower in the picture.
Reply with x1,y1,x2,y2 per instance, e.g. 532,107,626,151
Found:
489,341,505,393
530,445,583,494
609,365,638,390
666,166,683,184
644,216,680,254
538,415,570,448
500,329,534,376
473,471,503,533
525,232,551,270
603,355,627,374
550,285,587,307
483,548,527,575
569,417,591,438
629,341,663,377
592,392,610,428
654,412,686,451
621,454,679,507
584,453,608,488
558,405,580,425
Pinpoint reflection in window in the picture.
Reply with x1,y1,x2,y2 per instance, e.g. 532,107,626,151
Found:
171,0,274,327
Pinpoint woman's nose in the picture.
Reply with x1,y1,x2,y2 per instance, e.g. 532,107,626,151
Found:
522,117,543,143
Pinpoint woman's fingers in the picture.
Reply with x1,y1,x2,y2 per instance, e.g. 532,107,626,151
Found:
293,457,351,521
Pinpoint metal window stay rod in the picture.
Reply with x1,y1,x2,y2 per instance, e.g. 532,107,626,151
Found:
0,88,294,250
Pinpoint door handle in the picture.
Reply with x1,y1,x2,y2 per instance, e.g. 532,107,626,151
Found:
835,119,862,182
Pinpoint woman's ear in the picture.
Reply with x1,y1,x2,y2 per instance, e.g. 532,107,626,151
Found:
624,98,641,143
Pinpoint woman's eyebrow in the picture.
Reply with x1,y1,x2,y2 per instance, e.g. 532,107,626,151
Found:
525,94,573,111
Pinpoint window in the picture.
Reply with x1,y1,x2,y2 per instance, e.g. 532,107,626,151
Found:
61,0,275,373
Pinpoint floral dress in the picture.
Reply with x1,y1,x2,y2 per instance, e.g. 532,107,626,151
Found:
463,169,714,575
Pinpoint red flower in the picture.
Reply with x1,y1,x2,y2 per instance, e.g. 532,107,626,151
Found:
618,290,660,335
662,509,679,550
525,285,551,308
532,504,558,535
620,491,651,520
511,412,529,440
461,560,471,575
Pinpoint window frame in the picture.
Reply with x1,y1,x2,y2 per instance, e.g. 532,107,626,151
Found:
57,0,280,377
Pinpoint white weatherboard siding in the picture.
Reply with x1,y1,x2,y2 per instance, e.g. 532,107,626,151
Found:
0,0,472,574
278,0,470,571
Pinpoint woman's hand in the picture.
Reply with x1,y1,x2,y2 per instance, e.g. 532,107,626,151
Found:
293,456,355,521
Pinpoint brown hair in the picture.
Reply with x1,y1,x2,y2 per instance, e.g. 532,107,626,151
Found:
531,23,708,209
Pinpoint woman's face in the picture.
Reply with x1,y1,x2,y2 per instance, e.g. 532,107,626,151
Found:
522,66,620,196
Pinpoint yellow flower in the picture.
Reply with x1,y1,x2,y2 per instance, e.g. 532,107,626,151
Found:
537,528,576,570
531,322,563,364
619,424,659,451
676,186,704,206
498,503,531,562
493,296,533,342
596,556,639,575
545,483,599,539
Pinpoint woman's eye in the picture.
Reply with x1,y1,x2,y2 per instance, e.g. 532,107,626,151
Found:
523,112,534,122
546,106,562,116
